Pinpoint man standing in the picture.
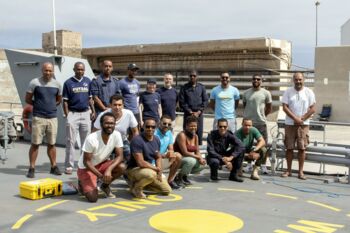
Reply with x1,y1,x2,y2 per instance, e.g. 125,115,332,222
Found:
127,118,172,199
91,60,120,115
77,112,125,202
63,62,96,175
242,74,272,173
157,73,178,127
235,119,267,180
209,72,240,133
179,70,208,145
119,63,141,126
25,62,62,178
281,72,316,180
207,119,245,182
155,115,182,189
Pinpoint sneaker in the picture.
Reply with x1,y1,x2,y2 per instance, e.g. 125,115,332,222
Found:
182,175,192,185
100,183,116,198
174,174,186,188
50,166,62,176
65,167,73,175
209,175,219,182
243,163,253,173
131,187,146,199
26,167,35,178
168,181,180,190
261,165,269,174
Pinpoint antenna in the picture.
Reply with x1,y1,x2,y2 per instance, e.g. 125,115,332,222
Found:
52,0,57,55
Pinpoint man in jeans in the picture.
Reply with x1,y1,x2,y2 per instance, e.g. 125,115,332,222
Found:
127,118,172,198
25,62,62,178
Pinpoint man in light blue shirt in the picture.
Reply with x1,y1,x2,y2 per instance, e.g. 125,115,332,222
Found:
209,72,240,132
154,115,182,189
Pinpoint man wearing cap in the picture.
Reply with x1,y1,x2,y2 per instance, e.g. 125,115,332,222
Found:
139,78,162,126
209,72,240,133
91,60,120,116
119,63,141,127
157,73,178,128
179,70,208,145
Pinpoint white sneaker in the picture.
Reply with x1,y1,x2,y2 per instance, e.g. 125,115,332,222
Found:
243,163,253,173
261,165,269,174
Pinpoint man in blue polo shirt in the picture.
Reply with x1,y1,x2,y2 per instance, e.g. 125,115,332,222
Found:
209,72,240,132
154,115,182,189
119,63,141,127
25,62,62,178
157,73,178,127
63,62,96,175
91,60,120,115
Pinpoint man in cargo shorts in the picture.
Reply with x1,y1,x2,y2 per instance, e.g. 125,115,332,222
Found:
25,62,62,178
281,72,316,180
77,112,125,202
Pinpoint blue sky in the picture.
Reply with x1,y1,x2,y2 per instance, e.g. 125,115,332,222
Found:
1,0,349,69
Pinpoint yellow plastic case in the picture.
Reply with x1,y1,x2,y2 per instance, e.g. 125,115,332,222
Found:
19,178,63,200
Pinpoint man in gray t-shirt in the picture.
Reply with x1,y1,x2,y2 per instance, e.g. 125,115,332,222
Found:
242,74,272,173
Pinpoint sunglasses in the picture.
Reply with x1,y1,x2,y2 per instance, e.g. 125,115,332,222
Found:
190,75,197,77
218,125,228,129
145,125,156,129
252,78,261,81
221,76,229,80
162,122,172,127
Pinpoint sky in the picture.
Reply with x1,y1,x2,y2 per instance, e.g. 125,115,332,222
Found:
1,0,350,69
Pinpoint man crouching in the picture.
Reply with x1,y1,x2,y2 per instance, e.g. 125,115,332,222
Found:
77,112,125,202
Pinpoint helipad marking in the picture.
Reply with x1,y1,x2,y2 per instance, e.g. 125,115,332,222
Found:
266,193,298,200
149,209,244,233
185,186,203,189
11,214,33,230
307,200,341,212
36,200,69,212
218,188,255,193
76,210,117,222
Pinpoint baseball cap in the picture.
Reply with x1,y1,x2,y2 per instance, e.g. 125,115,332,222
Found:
147,78,157,84
127,63,139,70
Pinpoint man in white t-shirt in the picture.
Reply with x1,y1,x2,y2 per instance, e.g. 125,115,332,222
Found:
281,72,316,180
94,95,139,162
77,112,125,202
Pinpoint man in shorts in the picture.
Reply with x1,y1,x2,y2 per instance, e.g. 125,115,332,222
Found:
281,72,316,180
77,112,125,202
25,62,62,178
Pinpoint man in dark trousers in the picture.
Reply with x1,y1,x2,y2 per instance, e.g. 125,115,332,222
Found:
179,70,208,145
207,118,245,182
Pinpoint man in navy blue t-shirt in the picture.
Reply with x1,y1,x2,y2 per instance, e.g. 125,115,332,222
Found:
156,73,178,126
62,62,96,175
127,118,171,198
91,60,120,115
25,62,62,178
139,78,161,125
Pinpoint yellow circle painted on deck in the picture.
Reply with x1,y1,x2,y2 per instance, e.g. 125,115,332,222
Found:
149,209,243,233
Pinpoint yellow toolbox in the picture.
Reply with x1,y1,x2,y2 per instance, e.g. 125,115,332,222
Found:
19,178,63,200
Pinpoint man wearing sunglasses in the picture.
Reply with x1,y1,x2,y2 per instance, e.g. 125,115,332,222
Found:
127,118,172,198
242,74,272,174
179,70,208,145
154,115,182,189
206,118,245,182
209,72,240,133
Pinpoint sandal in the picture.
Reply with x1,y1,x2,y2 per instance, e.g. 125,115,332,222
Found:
281,172,292,178
298,174,307,180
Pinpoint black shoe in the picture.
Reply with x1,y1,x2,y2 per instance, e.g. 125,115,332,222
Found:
26,167,35,178
50,166,62,176
174,174,186,188
182,175,192,185
210,175,219,182
229,174,244,183
210,167,218,181
168,181,180,190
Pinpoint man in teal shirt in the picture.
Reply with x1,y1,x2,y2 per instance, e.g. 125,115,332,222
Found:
235,118,266,180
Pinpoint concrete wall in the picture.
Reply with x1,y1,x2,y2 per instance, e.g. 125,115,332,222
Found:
341,19,350,45
314,46,350,122
42,30,82,58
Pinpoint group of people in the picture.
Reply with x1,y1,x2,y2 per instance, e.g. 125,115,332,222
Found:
24,60,315,202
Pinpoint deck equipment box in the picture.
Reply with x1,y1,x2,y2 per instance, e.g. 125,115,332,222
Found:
19,178,62,200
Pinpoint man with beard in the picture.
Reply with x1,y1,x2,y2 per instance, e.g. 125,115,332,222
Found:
281,72,316,180
242,74,272,174
209,72,240,133
179,70,208,145
91,60,120,116
207,118,245,182
77,112,125,202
